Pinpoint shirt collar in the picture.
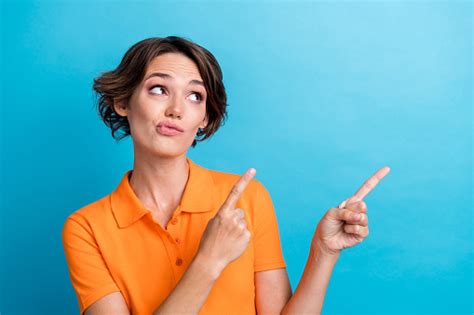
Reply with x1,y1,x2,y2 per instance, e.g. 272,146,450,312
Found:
110,157,216,228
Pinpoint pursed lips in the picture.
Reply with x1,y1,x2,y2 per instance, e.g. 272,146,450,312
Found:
156,124,184,136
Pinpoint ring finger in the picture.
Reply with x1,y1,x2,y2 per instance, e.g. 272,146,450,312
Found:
344,224,369,237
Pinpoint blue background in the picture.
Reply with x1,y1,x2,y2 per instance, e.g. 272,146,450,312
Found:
0,0,472,314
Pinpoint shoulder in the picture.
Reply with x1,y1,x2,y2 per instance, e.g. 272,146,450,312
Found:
207,167,265,195
201,166,271,209
62,195,111,237
202,167,277,232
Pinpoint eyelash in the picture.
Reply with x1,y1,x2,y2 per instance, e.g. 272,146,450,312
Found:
149,85,203,102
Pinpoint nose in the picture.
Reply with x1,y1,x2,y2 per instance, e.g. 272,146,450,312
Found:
164,95,183,119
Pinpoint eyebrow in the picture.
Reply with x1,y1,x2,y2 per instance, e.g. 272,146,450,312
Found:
145,72,205,87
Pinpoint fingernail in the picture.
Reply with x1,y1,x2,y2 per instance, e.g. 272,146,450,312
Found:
249,168,256,175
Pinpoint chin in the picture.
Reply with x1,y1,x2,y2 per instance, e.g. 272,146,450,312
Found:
152,137,195,158
132,133,194,158
150,143,186,158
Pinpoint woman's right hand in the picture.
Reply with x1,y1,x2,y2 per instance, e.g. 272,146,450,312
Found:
196,168,256,274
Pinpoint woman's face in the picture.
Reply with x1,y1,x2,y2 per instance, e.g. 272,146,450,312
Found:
114,52,208,158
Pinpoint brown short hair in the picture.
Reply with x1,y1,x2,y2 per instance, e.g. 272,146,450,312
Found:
92,36,229,148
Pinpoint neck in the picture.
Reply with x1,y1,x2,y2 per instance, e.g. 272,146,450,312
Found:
129,152,189,215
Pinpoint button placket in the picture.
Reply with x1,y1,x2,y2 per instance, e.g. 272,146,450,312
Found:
163,213,184,270
166,215,181,246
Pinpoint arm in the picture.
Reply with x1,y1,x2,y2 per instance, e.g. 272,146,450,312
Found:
63,216,223,315
84,253,222,315
71,169,257,315
152,253,223,314
84,292,129,315
281,243,340,315
152,168,258,314
253,242,338,315
255,268,292,314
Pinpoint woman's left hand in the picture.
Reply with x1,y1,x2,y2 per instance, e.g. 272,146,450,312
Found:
311,166,391,257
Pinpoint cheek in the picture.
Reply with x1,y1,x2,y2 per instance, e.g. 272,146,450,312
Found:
135,96,161,121
128,108,160,137
193,105,207,125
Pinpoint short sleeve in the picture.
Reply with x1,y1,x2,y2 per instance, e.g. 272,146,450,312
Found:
61,215,121,314
252,180,287,272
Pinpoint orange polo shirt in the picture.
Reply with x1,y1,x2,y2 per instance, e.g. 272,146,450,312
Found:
62,157,286,314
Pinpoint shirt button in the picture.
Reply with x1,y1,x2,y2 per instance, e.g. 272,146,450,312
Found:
171,218,178,225
175,238,181,244
176,258,183,266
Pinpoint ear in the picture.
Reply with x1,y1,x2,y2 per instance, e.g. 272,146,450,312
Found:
199,115,208,129
113,98,128,117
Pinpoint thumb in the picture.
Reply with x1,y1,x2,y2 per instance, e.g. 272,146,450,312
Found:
338,195,360,209
333,207,362,223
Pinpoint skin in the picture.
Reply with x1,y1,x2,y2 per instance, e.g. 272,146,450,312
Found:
314,166,391,257
84,51,391,314
113,52,209,224
281,166,391,314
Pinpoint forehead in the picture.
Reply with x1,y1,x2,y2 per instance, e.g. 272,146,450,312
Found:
144,52,202,80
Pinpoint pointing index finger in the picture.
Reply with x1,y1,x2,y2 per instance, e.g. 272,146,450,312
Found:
350,166,391,202
221,168,256,211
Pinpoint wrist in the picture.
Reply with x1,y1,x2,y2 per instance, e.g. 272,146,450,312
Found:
311,238,341,262
192,253,225,281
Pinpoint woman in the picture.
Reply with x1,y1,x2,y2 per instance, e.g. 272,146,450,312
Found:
62,36,390,315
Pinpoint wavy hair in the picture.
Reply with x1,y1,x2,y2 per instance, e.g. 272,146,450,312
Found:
92,36,229,148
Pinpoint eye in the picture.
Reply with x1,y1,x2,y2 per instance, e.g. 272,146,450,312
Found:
149,85,204,103
150,85,166,95
190,92,203,103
